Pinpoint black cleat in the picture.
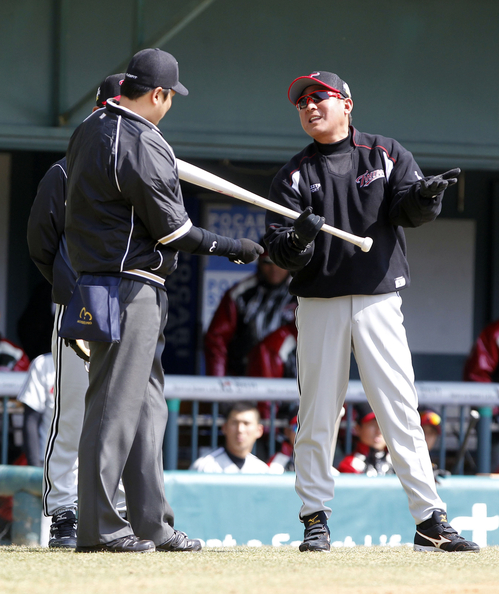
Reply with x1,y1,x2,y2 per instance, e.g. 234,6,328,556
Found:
49,510,77,549
157,529,202,552
75,534,155,553
299,511,330,552
414,510,479,553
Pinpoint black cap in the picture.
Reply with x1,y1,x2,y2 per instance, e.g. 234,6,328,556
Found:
124,48,188,96
353,402,376,425
95,73,125,108
288,71,351,105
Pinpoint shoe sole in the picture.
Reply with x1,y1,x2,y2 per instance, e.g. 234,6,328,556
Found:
49,542,76,549
75,546,155,553
414,544,480,553
299,544,330,553
156,548,203,553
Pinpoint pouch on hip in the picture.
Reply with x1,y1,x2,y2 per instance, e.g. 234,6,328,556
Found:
58,275,121,343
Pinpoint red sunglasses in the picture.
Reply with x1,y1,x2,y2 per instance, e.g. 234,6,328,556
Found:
295,90,343,110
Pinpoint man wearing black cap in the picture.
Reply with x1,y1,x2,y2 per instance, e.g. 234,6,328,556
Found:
28,73,125,549
64,48,262,553
264,71,478,553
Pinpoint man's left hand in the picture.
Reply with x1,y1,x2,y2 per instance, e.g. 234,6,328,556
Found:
419,168,461,199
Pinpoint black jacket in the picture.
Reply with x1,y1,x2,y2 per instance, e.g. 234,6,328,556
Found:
27,158,77,305
65,99,192,287
265,128,443,298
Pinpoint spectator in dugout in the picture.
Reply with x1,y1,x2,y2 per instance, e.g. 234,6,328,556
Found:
463,319,499,472
0,312,30,372
16,353,55,467
204,239,296,377
419,407,449,479
420,408,442,453
190,402,270,473
338,402,395,476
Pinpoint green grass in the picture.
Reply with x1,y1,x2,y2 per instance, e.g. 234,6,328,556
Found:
1,545,499,594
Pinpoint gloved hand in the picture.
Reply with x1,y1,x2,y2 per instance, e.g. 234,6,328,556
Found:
228,238,264,264
419,168,461,199
291,206,325,250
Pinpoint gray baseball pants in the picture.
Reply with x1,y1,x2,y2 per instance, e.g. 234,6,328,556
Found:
76,279,175,546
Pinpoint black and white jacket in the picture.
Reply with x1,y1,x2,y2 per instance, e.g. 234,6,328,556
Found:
265,127,443,298
27,158,77,305
65,99,192,287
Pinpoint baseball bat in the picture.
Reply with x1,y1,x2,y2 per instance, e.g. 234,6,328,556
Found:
177,160,373,253
451,409,480,474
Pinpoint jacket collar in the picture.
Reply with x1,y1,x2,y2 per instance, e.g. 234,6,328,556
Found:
105,98,162,134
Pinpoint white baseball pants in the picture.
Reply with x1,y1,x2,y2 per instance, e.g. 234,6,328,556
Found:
294,292,444,524
43,304,126,516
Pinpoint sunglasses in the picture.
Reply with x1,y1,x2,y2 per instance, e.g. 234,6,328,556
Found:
295,90,343,110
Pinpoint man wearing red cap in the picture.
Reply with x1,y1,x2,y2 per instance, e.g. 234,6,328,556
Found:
264,70,478,553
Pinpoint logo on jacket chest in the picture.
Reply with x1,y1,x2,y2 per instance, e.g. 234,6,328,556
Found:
356,169,385,188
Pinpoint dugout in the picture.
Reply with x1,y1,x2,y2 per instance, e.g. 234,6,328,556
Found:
1,1,499,383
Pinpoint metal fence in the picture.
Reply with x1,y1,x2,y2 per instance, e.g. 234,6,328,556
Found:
162,376,499,474
2,372,499,473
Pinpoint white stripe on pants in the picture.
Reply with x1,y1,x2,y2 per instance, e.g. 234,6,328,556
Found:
43,304,88,515
294,293,444,524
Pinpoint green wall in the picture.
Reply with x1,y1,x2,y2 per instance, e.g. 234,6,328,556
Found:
1,0,498,167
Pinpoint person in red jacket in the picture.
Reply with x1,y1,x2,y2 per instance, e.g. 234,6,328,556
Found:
247,321,298,379
463,319,499,383
204,243,296,377
338,403,394,476
463,318,499,472
0,333,30,371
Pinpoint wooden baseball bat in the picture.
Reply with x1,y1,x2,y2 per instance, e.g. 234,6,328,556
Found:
177,159,373,253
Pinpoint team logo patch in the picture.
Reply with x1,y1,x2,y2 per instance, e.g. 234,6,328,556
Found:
310,183,321,193
77,307,93,326
356,169,385,188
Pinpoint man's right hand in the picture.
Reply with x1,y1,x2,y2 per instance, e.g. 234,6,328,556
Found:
291,206,325,250
228,238,264,264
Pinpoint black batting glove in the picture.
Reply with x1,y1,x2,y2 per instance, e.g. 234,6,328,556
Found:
419,168,461,199
291,206,325,250
228,238,264,264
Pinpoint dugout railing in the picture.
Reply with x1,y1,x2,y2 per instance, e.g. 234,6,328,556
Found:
2,372,499,474
162,376,499,474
